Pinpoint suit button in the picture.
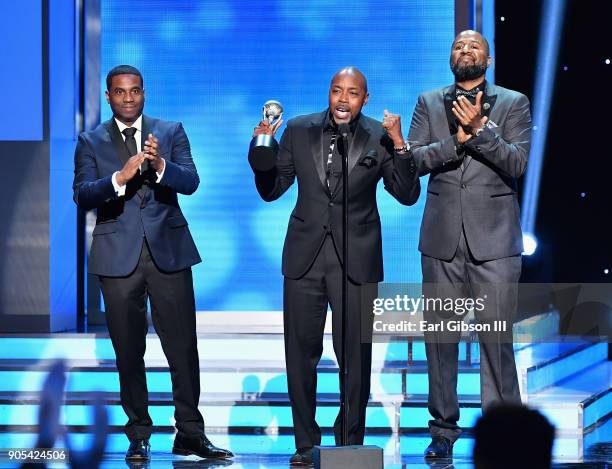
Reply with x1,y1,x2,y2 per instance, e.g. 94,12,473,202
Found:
328,202,334,207
461,184,467,189
323,225,328,230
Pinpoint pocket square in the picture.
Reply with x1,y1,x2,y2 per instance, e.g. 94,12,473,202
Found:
359,150,378,168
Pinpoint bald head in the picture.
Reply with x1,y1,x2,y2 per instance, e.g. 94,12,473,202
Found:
453,30,490,56
331,66,368,93
328,66,369,124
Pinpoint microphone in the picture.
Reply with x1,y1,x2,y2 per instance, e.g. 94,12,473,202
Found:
338,123,350,139
338,123,351,162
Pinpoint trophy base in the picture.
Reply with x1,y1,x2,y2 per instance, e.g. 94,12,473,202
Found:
248,135,278,172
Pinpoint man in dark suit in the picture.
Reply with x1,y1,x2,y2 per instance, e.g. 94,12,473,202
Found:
249,67,421,466
73,65,232,462
407,31,531,459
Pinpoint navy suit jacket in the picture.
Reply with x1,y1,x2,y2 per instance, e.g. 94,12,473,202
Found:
73,116,201,276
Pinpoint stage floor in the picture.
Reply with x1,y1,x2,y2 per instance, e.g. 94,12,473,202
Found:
0,433,610,468
0,312,608,467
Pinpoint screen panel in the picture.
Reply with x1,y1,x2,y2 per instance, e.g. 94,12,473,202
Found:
100,0,455,310
0,0,43,141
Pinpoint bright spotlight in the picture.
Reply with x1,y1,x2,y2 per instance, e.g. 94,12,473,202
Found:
523,233,538,256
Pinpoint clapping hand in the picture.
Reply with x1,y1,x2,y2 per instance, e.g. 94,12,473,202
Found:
452,91,488,137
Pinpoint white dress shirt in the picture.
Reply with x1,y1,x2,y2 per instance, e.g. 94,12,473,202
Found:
111,115,165,196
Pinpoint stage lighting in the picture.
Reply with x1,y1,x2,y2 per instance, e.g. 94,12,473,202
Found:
523,232,538,256
521,0,567,239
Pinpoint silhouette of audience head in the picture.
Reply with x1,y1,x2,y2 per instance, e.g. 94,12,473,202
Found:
21,359,108,469
473,404,555,469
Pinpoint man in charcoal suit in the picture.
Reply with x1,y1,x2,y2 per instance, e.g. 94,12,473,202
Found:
407,31,532,459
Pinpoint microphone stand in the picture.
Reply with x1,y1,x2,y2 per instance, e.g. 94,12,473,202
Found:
339,124,350,447
313,123,383,468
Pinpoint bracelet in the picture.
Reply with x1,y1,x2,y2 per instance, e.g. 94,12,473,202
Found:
394,142,411,153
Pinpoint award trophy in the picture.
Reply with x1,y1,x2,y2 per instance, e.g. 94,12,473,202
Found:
248,100,284,172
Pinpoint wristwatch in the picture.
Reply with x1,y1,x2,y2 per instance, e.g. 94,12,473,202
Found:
474,126,485,137
394,142,411,154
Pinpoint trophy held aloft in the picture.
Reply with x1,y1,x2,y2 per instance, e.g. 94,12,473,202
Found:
248,100,283,172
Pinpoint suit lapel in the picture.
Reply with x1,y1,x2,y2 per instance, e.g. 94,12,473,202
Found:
443,85,457,135
105,119,131,166
347,118,369,175
482,82,498,118
330,117,370,199
308,112,329,192
141,115,151,149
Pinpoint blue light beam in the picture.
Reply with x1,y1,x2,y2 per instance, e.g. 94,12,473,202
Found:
521,0,567,238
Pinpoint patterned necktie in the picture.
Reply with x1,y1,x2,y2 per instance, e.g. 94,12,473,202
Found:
326,131,337,189
122,127,138,156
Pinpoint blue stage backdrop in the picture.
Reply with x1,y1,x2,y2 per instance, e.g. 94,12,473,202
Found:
100,0,455,311
0,0,42,141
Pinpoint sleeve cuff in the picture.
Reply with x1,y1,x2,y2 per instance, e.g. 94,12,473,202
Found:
111,171,126,196
394,149,413,160
155,158,166,183
452,134,466,156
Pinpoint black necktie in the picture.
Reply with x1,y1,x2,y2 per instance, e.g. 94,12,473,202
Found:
121,127,147,197
122,127,138,156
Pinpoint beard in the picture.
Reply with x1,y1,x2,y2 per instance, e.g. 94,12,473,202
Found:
451,61,487,82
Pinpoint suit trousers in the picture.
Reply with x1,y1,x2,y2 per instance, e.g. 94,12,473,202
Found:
422,229,522,443
284,235,375,450
99,240,204,441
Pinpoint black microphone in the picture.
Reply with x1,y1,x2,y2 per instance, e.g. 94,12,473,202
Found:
338,123,350,139
338,123,350,157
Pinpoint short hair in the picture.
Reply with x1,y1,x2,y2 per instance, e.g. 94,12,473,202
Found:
106,65,143,91
473,405,555,469
454,30,490,56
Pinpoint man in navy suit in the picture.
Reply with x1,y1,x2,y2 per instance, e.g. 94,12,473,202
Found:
73,65,232,462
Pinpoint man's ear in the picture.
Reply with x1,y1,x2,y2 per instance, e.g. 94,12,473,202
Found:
105,90,110,104
363,93,369,106
486,56,493,69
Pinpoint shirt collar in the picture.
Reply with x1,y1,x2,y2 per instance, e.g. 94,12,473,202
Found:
114,115,143,134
